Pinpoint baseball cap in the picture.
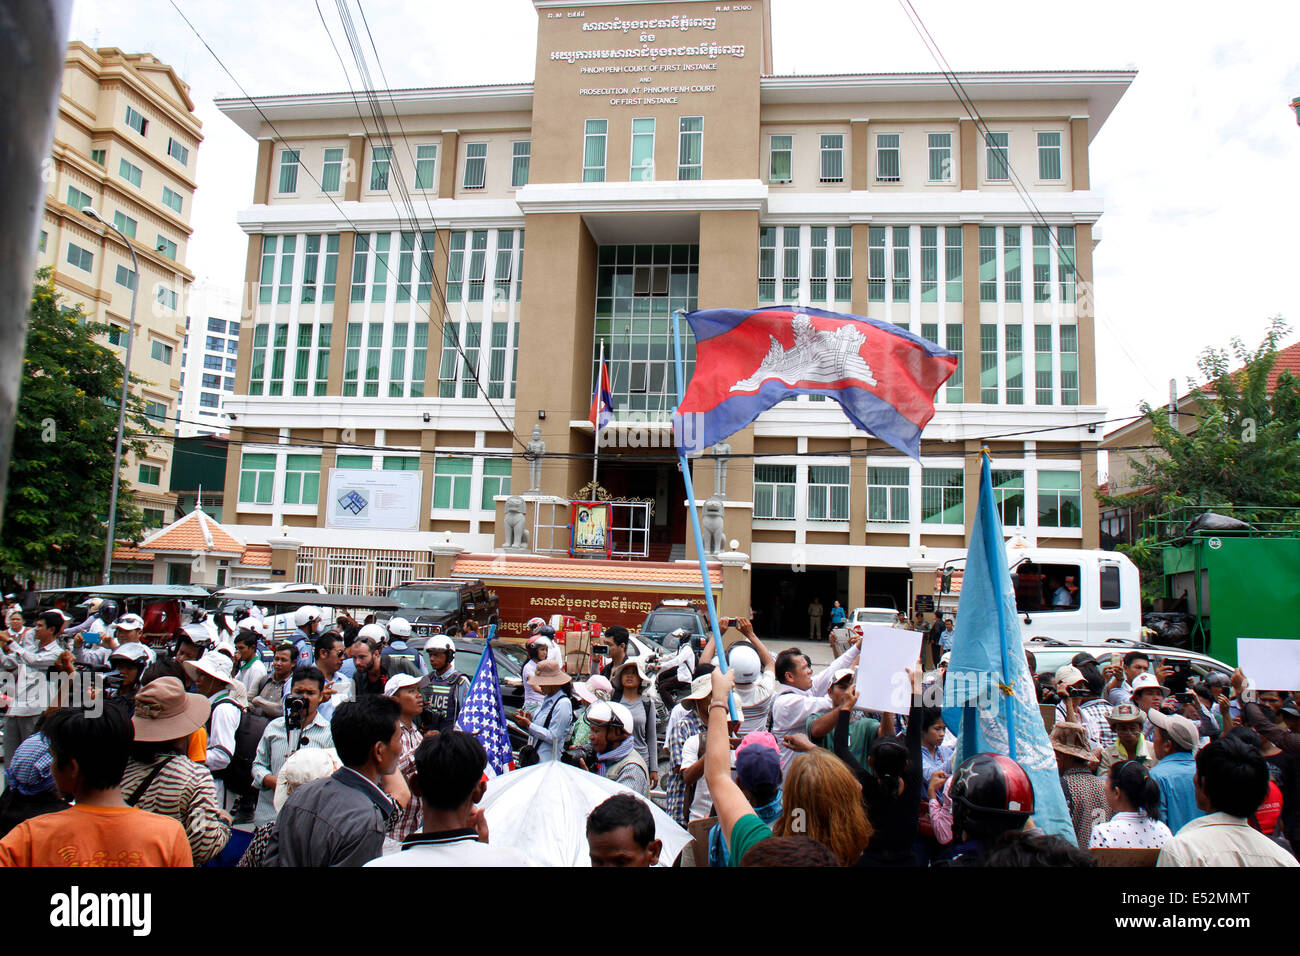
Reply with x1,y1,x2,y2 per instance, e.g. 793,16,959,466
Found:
573,675,614,705
1131,672,1170,695
1055,664,1086,687
1147,708,1199,752
383,673,429,696
735,739,781,794
114,613,145,631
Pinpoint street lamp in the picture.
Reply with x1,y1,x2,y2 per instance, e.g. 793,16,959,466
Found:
82,206,139,585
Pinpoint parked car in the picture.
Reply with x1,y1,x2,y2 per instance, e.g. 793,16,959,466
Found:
638,599,708,653
386,578,499,639
848,606,906,638
1023,636,1234,691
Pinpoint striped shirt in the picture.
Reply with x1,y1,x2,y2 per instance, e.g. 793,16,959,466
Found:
387,721,426,842
120,753,231,866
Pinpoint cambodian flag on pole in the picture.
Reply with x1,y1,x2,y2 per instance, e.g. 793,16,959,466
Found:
590,357,614,432
672,307,958,458
941,455,1077,844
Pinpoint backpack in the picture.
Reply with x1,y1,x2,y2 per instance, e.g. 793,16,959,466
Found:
210,698,268,797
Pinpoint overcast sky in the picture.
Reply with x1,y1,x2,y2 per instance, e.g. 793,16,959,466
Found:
70,0,1300,459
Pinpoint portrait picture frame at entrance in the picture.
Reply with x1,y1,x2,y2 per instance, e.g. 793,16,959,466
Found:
570,501,612,557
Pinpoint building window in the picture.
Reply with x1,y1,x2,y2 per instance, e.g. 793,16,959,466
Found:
114,265,136,291
156,285,178,310
891,226,909,301
945,226,963,302
283,455,321,506
167,137,189,166
820,133,844,183
807,465,849,521
144,400,167,424
1038,131,1062,180
151,339,173,364
302,234,323,304
678,117,703,180
758,228,776,303
137,463,161,485
875,133,900,182
1039,471,1082,529
992,470,1026,526
1005,325,1024,404
66,243,93,272
630,118,655,181
142,508,165,528
986,131,1009,181
582,121,607,182
369,146,392,191
238,453,276,505
921,468,963,525
868,226,886,302
38,230,47,253
510,141,530,188
928,133,952,182
1060,325,1079,406
125,106,148,137
1003,226,1022,302
382,456,420,472
979,226,997,302
321,147,344,192
204,353,222,370
111,210,137,239
90,148,106,166
868,466,909,523
313,324,331,396
1033,226,1051,303
920,226,938,302
156,235,177,260
1057,226,1076,304
162,186,183,215
202,372,221,390
482,458,512,509
433,457,472,510
199,391,219,409
349,233,369,304
754,464,796,519
335,455,373,470
463,142,487,189
226,357,237,372
119,158,142,188
769,134,792,183
980,323,998,404
67,186,92,211
278,149,299,194
807,226,852,303
1035,323,1053,405
945,325,963,402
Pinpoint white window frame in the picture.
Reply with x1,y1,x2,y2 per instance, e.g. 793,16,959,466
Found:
920,465,965,529
985,131,1010,182
1037,130,1063,181
463,142,487,189
819,133,845,183
321,147,345,193
630,118,655,182
414,144,438,190
927,132,953,182
769,133,793,184
582,121,607,183
677,116,703,180
806,463,850,523
167,137,189,166
753,463,797,521
867,464,911,527
875,132,901,183
510,141,530,189
277,149,300,194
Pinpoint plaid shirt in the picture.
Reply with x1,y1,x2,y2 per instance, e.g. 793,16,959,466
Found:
663,708,702,827
1056,697,1117,752
386,721,426,842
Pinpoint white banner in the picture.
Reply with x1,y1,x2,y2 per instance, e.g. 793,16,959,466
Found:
324,469,422,531
853,625,923,714
1236,638,1300,693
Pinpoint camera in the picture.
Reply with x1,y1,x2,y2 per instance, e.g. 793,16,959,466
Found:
562,744,596,770
590,643,609,657
102,671,125,700
417,705,437,734
285,694,309,730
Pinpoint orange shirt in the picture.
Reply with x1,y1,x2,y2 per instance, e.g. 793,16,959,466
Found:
0,804,193,867
187,727,208,763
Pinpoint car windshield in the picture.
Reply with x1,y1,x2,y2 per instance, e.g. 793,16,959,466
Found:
855,610,898,624
1011,561,1082,613
494,642,528,674
645,610,699,634
388,587,459,611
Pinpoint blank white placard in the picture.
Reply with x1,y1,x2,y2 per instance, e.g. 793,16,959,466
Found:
1236,638,1300,692
853,625,923,714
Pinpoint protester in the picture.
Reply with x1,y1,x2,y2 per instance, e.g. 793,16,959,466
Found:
1088,760,1173,850
570,674,613,749
771,632,862,773
384,672,430,842
1129,672,1169,738
739,835,842,867
121,677,231,866
703,668,775,866
1102,651,1170,707
707,732,783,866
586,700,649,795
0,610,67,764
423,635,470,734
267,695,401,866
1157,734,1299,867
1097,703,1154,778
611,657,658,788
1052,721,1111,847
232,630,267,695
664,671,710,827
366,731,529,867
182,650,244,806
313,631,354,720
0,733,68,839
1148,708,1205,833
250,643,295,719
940,752,1035,867
700,620,776,733
521,639,547,714
0,706,192,866
919,707,954,787
587,792,662,867
105,641,155,716
251,665,335,824
513,659,573,763
237,748,342,867
1054,658,1116,752
352,637,389,696
770,747,871,866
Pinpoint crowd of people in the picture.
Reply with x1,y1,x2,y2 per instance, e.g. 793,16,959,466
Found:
0,594,1297,869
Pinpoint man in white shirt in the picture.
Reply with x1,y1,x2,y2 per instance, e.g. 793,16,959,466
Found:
366,730,529,867
700,619,776,735
233,630,267,694
770,633,862,774
1157,734,1299,868
313,632,354,721
0,610,67,764
183,649,244,808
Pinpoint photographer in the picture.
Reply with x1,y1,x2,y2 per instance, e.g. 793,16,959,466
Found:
1053,658,1116,753
251,665,333,824
0,610,69,765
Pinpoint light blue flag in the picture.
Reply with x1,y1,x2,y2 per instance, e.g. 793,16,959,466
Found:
941,455,1077,845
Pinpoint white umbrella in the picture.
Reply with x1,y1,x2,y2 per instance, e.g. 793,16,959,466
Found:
479,761,691,867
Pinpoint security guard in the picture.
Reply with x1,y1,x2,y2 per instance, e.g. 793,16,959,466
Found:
423,634,470,734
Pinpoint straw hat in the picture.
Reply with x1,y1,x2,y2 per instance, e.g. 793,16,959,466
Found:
1049,721,1095,761
132,677,212,742
528,659,572,692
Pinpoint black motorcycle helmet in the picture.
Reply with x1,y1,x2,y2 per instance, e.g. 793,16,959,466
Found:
950,752,1035,843
99,600,119,625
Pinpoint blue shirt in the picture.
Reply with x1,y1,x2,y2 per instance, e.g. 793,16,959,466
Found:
830,607,846,625
921,741,954,783
1150,751,1205,834
527,693,573,763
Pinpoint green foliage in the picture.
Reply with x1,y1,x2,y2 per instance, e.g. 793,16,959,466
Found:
1,269,161,576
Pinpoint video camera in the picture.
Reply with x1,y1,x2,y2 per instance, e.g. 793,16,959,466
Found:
285,694,309,730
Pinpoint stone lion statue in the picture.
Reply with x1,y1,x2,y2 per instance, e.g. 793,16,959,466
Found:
503,495,530,550
701,496,726,555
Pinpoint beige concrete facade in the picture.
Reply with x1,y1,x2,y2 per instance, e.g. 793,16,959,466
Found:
212,1,1131,617
37,42,203,525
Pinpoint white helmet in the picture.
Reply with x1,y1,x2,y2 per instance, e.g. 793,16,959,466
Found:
730,644,762,685
387,617,411,639
293,605,322,628
358,622,388,644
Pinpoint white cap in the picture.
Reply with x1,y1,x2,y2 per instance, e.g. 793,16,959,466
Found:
730,644,762,685
293,605,322,628
114,613,145,631
109,641,156,667
182,649,234,686
1131,672,1170,695
383,673,428,696
829,667,855,685
387,617,412,639
587,700,634,734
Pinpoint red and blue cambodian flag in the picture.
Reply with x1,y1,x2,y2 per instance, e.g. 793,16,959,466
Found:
590,358,614,432
673,307,958,459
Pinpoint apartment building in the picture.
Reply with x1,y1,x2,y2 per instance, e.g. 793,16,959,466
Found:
178,296,241,437
214,0,1131,631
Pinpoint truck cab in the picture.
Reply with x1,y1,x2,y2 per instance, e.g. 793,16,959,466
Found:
1004,545,1141,643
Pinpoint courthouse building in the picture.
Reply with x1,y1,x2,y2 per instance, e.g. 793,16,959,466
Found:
214,0,1131,632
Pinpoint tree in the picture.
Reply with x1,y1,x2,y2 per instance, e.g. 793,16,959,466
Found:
1,269,160,580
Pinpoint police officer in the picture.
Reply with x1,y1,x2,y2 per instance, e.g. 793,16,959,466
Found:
423,634,470,734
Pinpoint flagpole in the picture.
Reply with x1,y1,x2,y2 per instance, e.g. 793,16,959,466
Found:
672,309,735,719
592,338,603,487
